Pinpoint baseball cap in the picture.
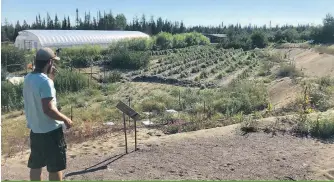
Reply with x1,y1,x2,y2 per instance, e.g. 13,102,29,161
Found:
35,47,60,61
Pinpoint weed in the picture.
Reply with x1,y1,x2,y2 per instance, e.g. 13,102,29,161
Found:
240,117,259,134
309,116,334,139
277,63,302,78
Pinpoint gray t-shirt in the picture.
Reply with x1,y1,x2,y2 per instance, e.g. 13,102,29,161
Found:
23,72,63,133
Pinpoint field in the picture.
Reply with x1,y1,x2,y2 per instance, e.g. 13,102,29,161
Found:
2,44,334,180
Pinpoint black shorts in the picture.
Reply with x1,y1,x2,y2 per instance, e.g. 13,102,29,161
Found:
28,127,67,173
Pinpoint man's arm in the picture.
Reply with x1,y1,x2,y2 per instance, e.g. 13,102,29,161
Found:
41,98,72,128
40,79,73,128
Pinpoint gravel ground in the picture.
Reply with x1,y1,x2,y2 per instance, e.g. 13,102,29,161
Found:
2,125,333,181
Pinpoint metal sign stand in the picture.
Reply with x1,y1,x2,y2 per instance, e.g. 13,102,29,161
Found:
116,101,140,154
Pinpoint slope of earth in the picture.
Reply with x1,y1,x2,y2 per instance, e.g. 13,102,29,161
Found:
268,77,302,109
2,124,333,181
279,48,334,78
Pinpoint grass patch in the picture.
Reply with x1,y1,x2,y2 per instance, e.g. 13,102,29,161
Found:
277,63,302,78
310,116,334,139
315,45,334,55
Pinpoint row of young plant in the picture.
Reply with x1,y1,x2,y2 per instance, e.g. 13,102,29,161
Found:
129,45,258,82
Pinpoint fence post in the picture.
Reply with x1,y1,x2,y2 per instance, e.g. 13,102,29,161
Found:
179,90,181,110
123,112,128,154
71,106,73,121
103,66,106,83
90,64,93,81
128,97,131,126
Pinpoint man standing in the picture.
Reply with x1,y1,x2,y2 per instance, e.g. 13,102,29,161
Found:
23,48,73,181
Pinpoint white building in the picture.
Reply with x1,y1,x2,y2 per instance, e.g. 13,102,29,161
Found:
14,30,150,50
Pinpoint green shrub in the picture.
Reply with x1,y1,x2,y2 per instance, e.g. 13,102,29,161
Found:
108,38,153,51
277,63,301,78
105,49,150,70
103,71,123,83
310,117,334,139
165,125,180,134
54,69,90,93
1,81,24,111
155,32,174,50
318,77,334,88
173,34,188,48
60,45,103,68
199,71,208,79
141,99,166,113
309,87,333,112
1,45,27,72
216,73,223,79
184,32,210,47
213,81,268,115
251,31,268,48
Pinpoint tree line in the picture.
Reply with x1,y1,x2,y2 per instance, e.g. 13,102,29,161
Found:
1,9,334,45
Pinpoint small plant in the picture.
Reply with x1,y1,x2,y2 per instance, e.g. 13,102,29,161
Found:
277,63,302,78
318,77,334,88
199,71,208,79
104,71,123,83
165,125,180,134
309,116,334,139
191,67,200,73
216,73,223,79
240,117,259,134
194,76,200,82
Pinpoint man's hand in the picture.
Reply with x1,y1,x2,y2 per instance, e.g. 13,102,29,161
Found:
48,66,58,80
64,118,73,129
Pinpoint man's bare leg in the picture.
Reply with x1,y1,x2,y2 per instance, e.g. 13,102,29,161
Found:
49,171,63,181
30,168,42,181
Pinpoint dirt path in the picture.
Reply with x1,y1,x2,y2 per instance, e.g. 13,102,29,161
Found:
2,124,333,181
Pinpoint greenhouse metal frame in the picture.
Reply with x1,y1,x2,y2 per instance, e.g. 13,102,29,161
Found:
14,30,150,50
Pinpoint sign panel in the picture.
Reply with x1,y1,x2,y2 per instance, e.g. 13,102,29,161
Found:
116,101,140,120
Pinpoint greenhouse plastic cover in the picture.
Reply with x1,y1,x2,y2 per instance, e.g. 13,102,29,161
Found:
20,30,150,47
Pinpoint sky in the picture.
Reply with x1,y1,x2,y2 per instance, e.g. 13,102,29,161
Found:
1,0,334,27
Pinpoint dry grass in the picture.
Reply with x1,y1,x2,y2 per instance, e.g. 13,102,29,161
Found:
315,45,334,55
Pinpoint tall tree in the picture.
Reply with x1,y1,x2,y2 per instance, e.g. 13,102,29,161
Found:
67,16,71,30
180,21,186,33
156,17,163,34
140,14,147,32
13,21,21,40
62,17,67,30
54,14,61,29
115,14,127,30
147,16,156,35
22,20,29,30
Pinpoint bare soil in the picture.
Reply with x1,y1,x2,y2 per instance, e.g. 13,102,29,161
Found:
268,77,302,109
279,48,334,78
2,124,334,181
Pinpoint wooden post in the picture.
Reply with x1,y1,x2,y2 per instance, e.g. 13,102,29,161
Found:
71,106,73,121
123,112,128,154
128,97,131,126
104,67,106,81
88,75,90,88
90,65,93,81
179,90,181,110
134,117,137,151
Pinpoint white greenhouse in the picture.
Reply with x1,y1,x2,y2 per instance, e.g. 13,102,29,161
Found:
14,30,150,50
